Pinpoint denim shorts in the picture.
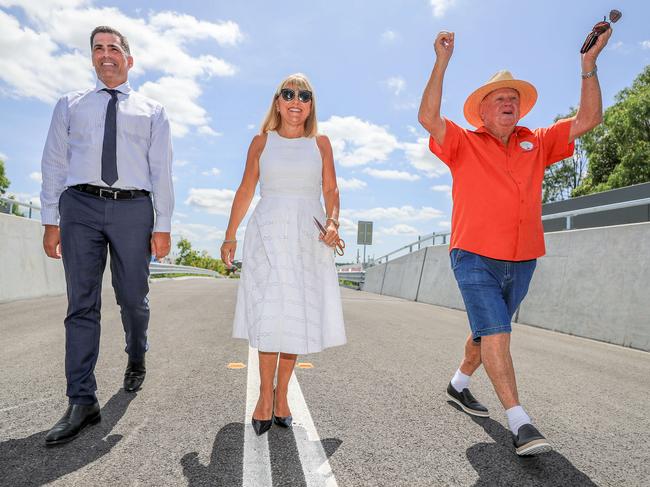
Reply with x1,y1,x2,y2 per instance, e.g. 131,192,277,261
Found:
450,248,536,342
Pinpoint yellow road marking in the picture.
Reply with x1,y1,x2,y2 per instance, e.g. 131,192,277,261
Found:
296,362,314,369
227,362,246,369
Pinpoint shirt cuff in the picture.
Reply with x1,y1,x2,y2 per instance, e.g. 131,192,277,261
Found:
41,207,59,226
153,216,171,233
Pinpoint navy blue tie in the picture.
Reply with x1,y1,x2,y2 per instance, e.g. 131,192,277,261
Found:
101,89,119,186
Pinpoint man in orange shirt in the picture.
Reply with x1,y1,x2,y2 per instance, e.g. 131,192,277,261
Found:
418,29,611,456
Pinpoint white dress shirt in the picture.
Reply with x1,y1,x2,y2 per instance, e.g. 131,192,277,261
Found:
40,79,174,232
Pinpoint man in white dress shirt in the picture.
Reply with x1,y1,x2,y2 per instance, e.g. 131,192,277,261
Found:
40,26,174,445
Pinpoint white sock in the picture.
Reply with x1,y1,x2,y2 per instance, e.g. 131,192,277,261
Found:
450,369,471,393
506,405,531,435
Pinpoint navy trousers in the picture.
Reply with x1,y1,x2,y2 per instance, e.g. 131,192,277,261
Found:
59,187,153,405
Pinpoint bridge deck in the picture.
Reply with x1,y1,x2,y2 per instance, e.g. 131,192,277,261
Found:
1,278,647,486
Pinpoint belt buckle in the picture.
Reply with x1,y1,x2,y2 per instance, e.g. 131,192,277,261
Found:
99,188,118,200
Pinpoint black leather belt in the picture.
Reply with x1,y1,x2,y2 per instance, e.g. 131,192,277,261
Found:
71,184,150,200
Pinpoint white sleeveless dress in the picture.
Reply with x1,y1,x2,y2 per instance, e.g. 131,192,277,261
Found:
232,131,347,354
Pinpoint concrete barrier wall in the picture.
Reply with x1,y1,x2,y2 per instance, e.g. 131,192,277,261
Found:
361,222,650,351
0,213,66,302
361,262,386,294
519,222,650,351
415,245,465,310
380,248,427,301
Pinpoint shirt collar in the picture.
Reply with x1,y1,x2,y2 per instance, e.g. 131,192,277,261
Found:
474,125,534,138
95,79,132,95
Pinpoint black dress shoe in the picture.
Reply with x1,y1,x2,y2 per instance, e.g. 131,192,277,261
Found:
513,423,552,456
252,417,272,436
45,402,101,446
124,357,146,392
446,382,489,417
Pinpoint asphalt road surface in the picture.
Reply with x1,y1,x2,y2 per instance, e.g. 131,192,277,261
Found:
1,278,648,486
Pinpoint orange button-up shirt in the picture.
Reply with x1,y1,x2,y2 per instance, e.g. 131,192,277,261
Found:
430,118,575,261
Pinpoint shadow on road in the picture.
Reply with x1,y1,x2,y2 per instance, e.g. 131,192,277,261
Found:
181,422,342,487
452,402,597,487
0,390,136,487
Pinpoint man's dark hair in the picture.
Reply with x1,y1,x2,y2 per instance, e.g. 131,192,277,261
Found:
90,26,131,56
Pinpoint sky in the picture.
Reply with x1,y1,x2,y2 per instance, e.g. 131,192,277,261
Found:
1,0,649,263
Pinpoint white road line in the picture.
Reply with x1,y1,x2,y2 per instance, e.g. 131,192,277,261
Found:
243,346,273,487
288,372,339,487
243,346,339,486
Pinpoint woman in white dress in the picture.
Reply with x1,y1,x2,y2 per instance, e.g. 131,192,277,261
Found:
221,73,346,436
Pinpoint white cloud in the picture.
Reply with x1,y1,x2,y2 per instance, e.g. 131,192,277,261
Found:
247,123,256,130
346,205,443,221
148,12,243,46
0,10,93,103
172,222,225,243
429,0,457,18
363,168,420,181
184,188,259,215
609,41,624,51
137,77,215,138
338,216,358,236
379,224,419,236
29,171,42,183
184,188,235,215
381,30,398,42
0,151,8,161
320,115,400,167
431,184,451,195
385,76,406,96
337,177,367,191
0,2,241,137
202,168,221,176
438,221,451,229
640,40,650,50
198,126,222,137
402,137,449,178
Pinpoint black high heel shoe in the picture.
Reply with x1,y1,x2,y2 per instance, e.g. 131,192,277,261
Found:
251,417,272,436
273,389,293,428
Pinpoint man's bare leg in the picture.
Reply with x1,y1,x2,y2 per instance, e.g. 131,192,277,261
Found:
479,333,518,409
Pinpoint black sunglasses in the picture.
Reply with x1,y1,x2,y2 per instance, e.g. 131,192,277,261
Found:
279,88,312,103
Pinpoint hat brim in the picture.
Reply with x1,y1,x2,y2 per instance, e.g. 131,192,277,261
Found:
463,79,538,128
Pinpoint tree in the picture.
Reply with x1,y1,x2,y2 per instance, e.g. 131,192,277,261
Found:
543,109,589,203
0,158,24,217
0,158,10,194
175,237,227,276
573,64,650,196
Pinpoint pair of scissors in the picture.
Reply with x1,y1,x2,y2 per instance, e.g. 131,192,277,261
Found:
313,217,345,256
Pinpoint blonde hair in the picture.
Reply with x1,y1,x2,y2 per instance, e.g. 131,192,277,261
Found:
260,73,318,137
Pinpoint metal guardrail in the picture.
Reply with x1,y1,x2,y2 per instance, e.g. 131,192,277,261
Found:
370,231,451,266
149,262,221,277
338,271,365,289
0,196,41,219
541,197,650,230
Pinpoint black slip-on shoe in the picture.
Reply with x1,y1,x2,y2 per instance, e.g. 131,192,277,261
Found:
124,357,146,392
45,402,101,446
513,423,552,456
446,382,489,417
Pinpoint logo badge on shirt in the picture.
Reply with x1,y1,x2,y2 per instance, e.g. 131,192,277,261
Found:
520,141,534,151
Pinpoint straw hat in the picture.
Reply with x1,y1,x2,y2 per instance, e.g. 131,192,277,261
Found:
463,70,538,128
